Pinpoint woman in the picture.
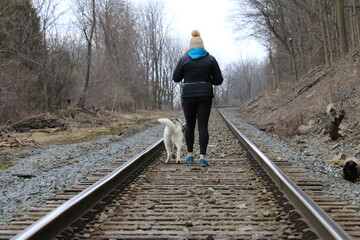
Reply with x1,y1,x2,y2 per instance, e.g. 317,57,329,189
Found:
172,30,223,167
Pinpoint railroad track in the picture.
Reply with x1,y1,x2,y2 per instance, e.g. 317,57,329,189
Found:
0,109,358,239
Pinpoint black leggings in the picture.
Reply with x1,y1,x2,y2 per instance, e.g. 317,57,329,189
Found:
182,97,213,155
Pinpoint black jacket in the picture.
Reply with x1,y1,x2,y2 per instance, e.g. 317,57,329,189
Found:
172,53,223,99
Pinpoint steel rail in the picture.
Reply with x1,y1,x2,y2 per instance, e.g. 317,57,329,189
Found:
12,139,164,240
218,110,352,240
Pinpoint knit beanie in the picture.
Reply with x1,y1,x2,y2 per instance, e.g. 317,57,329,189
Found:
188,30,204,50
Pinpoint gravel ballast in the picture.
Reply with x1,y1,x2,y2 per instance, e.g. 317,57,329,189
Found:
0,108,359,227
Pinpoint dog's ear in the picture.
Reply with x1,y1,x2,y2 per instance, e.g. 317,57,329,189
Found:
170,118,182,124
176,118,184,125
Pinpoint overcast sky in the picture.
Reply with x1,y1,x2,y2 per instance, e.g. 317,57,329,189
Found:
159,0,267,64
53,0,267,65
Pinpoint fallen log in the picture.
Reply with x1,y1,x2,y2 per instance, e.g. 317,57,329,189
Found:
0,138,34,147
10,114,65,132
30,127,61,133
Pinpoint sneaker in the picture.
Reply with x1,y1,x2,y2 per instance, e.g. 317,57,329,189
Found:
198,158,209,167
185,155,195,164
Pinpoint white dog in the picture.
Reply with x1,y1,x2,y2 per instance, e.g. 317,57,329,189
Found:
157,118,184,163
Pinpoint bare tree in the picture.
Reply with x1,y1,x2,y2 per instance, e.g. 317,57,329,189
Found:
320,0,332,65
232,0,360,94
233,0,299,82
0,0,44,123
220,57,268,106
349,0,360,49
96,0,140,111
75,0,96,109
161,37,185,109
137,1,169,110
337,0,348,57
221,63,237,105
34,0,67,112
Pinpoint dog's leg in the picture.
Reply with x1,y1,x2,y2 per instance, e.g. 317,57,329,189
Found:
171,144,176,159
175,141,182,164
164,137,171,163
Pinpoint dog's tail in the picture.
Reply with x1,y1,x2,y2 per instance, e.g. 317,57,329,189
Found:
157,118,176,133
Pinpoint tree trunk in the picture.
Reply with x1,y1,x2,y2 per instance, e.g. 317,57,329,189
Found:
320,0,330,66
268,47,278,88
78,0,96,109
336,0,348,58
324,0,334,65
42,73,49,112
288,38,298,82
351,0,360,47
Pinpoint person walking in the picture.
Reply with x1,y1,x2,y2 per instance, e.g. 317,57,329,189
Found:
172,30,223,167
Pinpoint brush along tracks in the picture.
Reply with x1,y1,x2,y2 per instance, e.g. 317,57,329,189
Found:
1,110,357,239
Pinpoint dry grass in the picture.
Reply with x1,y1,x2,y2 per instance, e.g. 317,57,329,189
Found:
0,108,179,169
0,109,177,154
240,48,360,141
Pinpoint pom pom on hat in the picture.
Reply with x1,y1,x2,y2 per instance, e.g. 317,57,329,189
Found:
188,30,204,51
192,30,200,37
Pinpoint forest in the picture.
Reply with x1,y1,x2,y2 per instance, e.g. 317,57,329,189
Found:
0,0,359,124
